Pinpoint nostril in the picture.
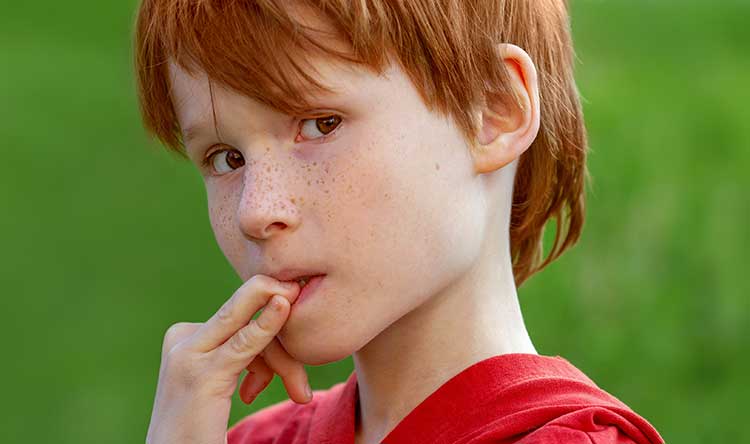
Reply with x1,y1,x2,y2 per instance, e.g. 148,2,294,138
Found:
267,222,287,233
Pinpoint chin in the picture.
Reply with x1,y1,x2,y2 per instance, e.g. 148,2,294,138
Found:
277,328,362,366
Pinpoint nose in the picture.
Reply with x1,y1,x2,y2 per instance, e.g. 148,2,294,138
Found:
236,160,299,242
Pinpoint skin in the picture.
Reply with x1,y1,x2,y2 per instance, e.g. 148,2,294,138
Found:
168,39,541,444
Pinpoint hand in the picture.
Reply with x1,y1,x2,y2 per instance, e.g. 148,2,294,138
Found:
145,275,312,444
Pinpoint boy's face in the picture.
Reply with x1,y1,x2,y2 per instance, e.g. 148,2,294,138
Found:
169,56,494,365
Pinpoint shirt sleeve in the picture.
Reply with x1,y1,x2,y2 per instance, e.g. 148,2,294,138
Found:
516,424,642,444
512,405,659,444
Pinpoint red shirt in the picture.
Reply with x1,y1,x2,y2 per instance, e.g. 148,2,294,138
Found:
227,353,664,444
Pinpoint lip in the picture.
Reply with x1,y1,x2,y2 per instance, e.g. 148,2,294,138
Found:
268,269,325,283
294,274,325,306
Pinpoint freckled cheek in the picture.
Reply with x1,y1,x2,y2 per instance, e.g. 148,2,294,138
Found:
292,156,348,222
206,187,247,266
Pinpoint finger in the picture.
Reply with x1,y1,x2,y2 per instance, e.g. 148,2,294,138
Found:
239,356,274,404
213,294,291,374
262,337,312,404
188,275,300,352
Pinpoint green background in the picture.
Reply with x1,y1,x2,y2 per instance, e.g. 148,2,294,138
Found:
1,0,747,442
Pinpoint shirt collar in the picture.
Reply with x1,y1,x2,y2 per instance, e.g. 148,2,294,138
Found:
312,353,597,443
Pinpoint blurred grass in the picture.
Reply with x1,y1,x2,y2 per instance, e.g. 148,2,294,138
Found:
0,0,747,443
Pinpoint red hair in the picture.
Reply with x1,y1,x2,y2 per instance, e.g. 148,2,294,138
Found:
133,0,589,287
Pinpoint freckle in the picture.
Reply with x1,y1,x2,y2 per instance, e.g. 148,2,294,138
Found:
325,189,329,194
307,180,311,186
291,197,296,204
435,163,440,170
313,161,317,166
266,147,270,152
300,197,305,203
332,177,336,182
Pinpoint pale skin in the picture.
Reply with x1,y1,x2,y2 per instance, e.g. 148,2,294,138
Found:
149,37,541,444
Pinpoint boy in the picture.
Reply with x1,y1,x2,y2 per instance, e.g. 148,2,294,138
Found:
135,1,665,443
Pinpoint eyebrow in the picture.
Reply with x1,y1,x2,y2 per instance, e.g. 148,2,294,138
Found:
182,121,214,147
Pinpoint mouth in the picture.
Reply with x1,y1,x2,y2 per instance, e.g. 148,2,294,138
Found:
266,269,326,303
292,274,326,306
284,273,323,287
296,275,316,288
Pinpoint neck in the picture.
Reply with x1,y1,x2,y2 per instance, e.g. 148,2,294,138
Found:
351,243,537,444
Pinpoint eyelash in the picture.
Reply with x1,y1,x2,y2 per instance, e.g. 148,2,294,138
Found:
199,115,342,173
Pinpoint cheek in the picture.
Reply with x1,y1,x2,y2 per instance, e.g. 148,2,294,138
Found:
208,200,231,248
326,129,482,303
206,185,250,278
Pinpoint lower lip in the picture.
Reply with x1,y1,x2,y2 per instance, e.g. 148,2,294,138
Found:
295,275,325,306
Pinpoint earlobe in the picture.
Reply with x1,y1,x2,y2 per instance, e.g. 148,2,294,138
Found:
471,44,541,174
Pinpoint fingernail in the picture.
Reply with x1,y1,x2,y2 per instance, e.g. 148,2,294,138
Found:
270,295,284,311
305,382,313,400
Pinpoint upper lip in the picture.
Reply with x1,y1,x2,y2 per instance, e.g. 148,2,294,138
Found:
264,269,326,283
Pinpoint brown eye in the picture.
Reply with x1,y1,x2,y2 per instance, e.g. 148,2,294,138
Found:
316,115,341,134
209,149,245,174
299,115,342,140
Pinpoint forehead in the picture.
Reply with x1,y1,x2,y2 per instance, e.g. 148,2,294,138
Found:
168,52,375,105
166,53,361,111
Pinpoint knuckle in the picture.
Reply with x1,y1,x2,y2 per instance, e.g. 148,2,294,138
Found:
250,274,275,289
216,301,234,324
229,321,273,355
229,325,257,355
256,307,280,332
165,321,190,337
162,322,190,354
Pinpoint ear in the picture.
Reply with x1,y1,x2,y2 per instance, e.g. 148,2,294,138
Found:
470,44,541,174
